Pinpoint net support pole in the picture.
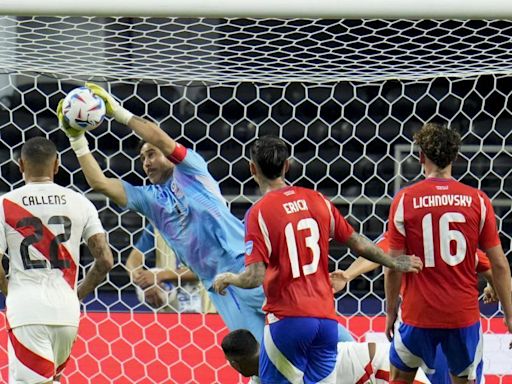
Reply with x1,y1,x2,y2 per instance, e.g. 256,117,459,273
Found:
1,0,512,18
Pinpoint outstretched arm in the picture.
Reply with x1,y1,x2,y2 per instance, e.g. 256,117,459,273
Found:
86,83,177,157
77,153,127,207
57,99,128,207
345,233,422,273
330,257,380,293
78,233,114,300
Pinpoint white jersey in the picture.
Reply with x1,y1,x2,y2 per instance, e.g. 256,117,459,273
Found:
336,342,430,384
0,182,104,328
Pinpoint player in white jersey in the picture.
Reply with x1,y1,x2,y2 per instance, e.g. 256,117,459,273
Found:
221,329,430,384
0,137,114,384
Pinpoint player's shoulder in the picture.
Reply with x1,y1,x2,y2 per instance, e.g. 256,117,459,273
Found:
284,186,328,205
175,146,208,167
396,178,430,194
447,180,493,205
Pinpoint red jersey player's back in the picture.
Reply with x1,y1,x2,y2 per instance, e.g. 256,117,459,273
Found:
245,185,354,319
388,178,500,328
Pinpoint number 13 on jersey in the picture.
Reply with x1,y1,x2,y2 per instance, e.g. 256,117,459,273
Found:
285,218,321,278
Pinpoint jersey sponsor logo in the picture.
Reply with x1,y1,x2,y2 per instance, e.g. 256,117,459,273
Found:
245,240,253,255
282,199,308,214
170,181,184,198
412,194,472,209
3,199,77,289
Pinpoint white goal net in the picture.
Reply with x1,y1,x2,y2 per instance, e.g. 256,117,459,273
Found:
0,16,511,383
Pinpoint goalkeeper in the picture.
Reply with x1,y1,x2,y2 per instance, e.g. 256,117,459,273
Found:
57,83,266,341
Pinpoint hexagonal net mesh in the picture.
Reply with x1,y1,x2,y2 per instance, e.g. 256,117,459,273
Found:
0,16,510,383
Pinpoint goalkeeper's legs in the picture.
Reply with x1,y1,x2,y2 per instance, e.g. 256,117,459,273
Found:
208,285,265,342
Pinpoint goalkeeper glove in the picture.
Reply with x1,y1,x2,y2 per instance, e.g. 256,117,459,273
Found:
85,82,133,125
57,99,90,157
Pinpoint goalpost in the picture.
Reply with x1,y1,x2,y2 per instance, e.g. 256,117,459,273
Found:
0,4,511,383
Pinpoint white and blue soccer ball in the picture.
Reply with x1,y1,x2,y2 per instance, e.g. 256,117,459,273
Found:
62,87,106,131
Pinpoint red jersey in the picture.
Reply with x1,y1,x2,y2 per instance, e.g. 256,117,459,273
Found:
387,178,500,328
245,186,354,319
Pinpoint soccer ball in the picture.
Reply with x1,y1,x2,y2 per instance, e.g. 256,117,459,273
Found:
62,87,106,131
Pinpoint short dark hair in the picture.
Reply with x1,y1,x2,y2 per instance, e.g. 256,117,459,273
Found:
136,139,146,154
20,136,57,166
221,329,258,358
250,135,289,180
414,122,461,169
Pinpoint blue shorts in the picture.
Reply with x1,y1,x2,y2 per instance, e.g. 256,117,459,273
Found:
390,321,483,382
208,285,265,343
260,317,338,384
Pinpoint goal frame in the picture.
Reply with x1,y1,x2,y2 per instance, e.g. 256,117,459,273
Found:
1,0,512,18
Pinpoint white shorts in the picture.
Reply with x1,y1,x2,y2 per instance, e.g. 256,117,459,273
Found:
336,342,431,384
8,324,78,384
336,342,372,383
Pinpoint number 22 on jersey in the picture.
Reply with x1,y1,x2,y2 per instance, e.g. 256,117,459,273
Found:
16,215,72,270
285,218,321,278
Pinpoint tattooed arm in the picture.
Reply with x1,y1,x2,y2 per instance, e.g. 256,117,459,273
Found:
345,233,422,273
78,233,114,301
212,262,266,295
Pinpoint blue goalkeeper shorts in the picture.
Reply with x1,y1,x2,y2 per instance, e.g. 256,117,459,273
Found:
208,285,265,343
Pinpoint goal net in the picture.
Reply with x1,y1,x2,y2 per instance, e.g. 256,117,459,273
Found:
0,16,511,383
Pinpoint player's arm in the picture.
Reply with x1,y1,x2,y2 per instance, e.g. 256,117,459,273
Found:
330,257,380,293
384,248,403,341
78,233,114,300
345,233,421,273
0,253,7,296
77,153,127,207
486,245,512,321
57,100,127,207
482,272,498,304
479,193,512,330
135,266,199,289
212,262,266,294
474,249,498,303
126,248,144,274
85,82,177,158
328,198,421,273
383,193,407,340
156,268,198,284
126,225,153,284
